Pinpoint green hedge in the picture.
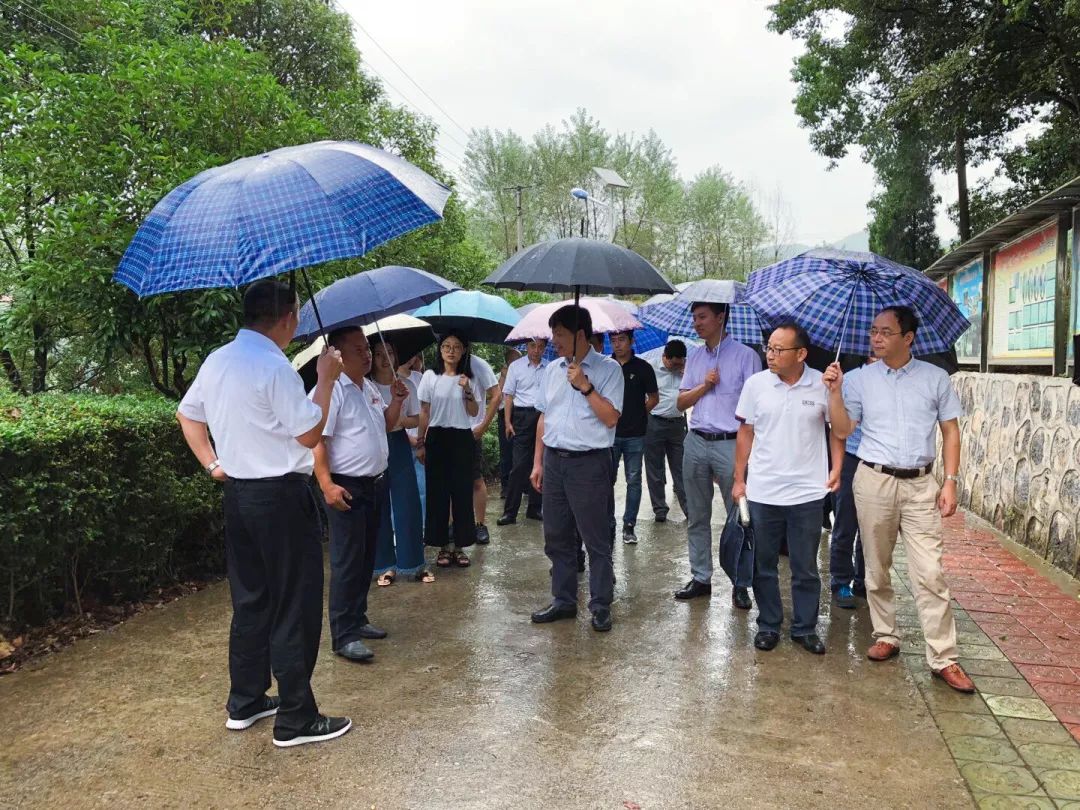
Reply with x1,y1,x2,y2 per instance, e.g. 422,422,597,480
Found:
0,394,223,627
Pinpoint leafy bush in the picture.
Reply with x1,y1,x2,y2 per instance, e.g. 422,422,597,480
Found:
0,394,223,627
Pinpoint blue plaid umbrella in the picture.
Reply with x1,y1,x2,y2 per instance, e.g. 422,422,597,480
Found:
743,249,969,357
114,141,451,298
539,324,668,362
637,279,768,345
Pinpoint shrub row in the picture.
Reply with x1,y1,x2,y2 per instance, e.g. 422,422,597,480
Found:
0,394,223,627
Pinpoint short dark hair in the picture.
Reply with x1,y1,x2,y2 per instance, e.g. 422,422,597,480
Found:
771,321,810,350
878,305,919,337
663,339,687,359
548,305,593,339
243,280,297,328
611,330,634,343
434,330,473,378
690,301,728,318
327,325,364,348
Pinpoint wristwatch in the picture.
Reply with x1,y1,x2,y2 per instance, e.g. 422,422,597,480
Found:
944,474,960,484
206,459,221,475
580,384,595,397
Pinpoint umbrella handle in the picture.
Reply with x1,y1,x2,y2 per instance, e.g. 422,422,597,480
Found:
372,318,395,374
572,287,580,364
299,268,330,347
834,284,859,364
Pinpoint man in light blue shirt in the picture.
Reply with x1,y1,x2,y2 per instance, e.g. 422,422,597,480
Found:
829,305,973,693
530,305,624,632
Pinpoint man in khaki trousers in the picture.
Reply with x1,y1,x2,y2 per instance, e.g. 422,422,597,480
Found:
826,305,974,693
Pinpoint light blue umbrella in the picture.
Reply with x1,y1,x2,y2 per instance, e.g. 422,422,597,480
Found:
114,140,451,299
637,279,767,345
743,249,969,358
412,290,520,344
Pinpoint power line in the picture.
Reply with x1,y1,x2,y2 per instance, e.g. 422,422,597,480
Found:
328,0,473,154
0,0,81,47
10,0,80,41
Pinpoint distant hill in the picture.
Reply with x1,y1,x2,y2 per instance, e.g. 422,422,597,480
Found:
769,229,871,262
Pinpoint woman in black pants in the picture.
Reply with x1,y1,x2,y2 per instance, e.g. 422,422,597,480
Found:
416,331,481,567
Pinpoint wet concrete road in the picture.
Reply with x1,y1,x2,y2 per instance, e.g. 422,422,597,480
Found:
0,490,972,809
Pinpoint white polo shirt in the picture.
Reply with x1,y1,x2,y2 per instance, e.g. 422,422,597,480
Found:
418,369,489,430
178,329,321,479
502,355,548,409
317,375,389,477
468,355,500,429
374,375,419,433
735,365,830,506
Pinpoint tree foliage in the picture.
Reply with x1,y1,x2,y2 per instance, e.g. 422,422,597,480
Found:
464,109,770,282
0,0,488,397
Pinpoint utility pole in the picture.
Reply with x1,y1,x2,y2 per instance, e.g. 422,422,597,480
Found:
502,184,533,253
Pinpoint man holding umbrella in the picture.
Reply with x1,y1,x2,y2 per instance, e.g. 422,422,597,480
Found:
828,306,973,692
177,280,352,748
674,301,761,606
530,306,624,632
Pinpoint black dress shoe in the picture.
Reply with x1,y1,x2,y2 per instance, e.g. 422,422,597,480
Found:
526,509,543,521
793,633,826,654
591,608,612,632
475,523,490,544
754,631,781,651
335,640,374,661
674,579,712,600
496,513,517,526
654,512,667,523
531,603,577,623
731,587,752,610
356,623,387,640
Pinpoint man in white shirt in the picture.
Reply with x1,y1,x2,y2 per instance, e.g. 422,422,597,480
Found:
312,327,408,663
530,306,625,632
644,339,688,523
498,338,548,525
466,354,500,544
733,322,841,655
176,279,351,748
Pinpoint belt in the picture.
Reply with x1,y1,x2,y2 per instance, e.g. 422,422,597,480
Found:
861,461,933,479
332,472,386,488
692,429,737,441
231,472,311,483
651,413,684,422
515,406,538,413
547,447,606,459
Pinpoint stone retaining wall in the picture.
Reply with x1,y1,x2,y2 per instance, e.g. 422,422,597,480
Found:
951,372,1080,579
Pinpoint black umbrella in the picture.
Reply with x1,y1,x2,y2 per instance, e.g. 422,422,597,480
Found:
483,238,674,296
483,238,673,360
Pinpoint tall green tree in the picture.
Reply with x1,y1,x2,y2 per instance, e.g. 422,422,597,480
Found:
867,128,941,269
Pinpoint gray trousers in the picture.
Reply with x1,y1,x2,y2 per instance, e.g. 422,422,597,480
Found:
682,430,736,584
542,448,615,613
644,414,687,518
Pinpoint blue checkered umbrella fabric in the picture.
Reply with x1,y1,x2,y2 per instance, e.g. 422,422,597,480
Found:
743,249,969,356
637,298,768,345
539,324,668,362
114,141,452,297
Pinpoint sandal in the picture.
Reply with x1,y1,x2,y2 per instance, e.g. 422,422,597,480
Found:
453,550,470,568
414,568,435,583
436,550,453,568
376,571,396,587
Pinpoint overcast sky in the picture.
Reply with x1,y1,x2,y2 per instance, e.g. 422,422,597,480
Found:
341,0,962,246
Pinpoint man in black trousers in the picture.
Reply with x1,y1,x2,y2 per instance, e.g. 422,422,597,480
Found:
312,327,408,662
177,279,351,748
498,338,548,525
530,305,625,632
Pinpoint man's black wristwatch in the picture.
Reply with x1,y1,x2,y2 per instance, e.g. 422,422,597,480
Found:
579,383,595,397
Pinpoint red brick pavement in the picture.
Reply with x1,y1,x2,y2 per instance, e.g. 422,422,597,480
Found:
942,513,1080,743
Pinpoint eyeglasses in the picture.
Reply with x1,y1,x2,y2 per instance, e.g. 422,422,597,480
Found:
868,328,901,338
441,344,465,353
762,345,801,355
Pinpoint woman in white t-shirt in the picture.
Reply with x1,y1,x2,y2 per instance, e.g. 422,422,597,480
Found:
417,332,482,567
368,339,432,585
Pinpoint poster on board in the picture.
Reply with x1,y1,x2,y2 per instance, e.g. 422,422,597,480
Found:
991,221,1057,362
952,259,983,364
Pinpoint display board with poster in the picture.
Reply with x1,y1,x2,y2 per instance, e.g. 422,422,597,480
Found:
990,221,1057,362
951,258,983,364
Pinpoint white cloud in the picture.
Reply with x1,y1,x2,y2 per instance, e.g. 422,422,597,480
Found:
342,0,879,244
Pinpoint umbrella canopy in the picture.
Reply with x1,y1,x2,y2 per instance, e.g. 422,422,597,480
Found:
291,314,436,391
114,140,452,298
637,279,768,345
411,290,520,344
293,265,458,343
743,249,970,357
483,238,674,296
506,297,642,343
640,281,692,309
